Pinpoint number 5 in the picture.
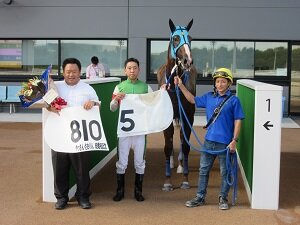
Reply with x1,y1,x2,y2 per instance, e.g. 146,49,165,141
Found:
120,109,135,132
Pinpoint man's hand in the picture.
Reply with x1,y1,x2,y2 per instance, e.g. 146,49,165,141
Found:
46,105,61,115
114,92,126,102
228,140,237,153
83,100,96,110
174,76,183,87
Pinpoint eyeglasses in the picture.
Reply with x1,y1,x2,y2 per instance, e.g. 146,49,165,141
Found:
213,71,230,78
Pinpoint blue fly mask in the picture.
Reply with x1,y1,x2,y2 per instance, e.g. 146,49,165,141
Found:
169,19,193,71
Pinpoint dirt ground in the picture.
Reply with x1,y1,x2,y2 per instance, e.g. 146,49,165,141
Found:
0,122,300,225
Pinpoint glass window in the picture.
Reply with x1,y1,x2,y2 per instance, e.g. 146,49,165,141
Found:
205,41,235,76
61,40,127,77
193,41,254,79
191,41,213,78
0,40,59,77
0,40,22,69
148,40,255,81
149,40,168,80
235,42,255,78
290,45,300,114
255,42,288,76
0,39,128,80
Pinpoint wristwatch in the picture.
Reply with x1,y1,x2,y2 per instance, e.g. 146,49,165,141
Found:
232,138,239,143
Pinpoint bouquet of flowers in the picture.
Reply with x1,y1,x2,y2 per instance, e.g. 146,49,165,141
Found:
19,76,46,101
18,65,67,109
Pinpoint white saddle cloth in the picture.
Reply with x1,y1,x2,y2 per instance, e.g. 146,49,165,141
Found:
117,89,173,137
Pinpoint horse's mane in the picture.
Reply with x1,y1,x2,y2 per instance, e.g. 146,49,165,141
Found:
157,45,171,82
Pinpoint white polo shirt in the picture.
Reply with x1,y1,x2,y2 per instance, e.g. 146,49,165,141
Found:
55,80,100,107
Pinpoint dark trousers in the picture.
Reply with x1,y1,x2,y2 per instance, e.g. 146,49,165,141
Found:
51,150,91,201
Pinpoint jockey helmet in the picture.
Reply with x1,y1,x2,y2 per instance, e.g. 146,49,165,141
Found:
213,68,233,83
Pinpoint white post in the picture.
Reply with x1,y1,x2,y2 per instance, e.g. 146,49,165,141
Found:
238,79,282,210
42,108,56,202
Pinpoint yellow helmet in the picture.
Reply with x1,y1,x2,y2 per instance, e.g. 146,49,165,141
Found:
213,68,233,83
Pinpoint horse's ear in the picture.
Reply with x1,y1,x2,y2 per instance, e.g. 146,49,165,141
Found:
186,19,193,31
169,19,176,33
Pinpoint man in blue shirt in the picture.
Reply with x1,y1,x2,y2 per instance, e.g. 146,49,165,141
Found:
174,68,244,210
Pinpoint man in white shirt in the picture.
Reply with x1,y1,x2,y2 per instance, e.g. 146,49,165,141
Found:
47,57,100,210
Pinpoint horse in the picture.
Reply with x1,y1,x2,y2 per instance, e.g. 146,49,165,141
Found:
157,19,197,191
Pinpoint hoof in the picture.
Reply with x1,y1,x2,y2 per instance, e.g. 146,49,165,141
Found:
180,181,190,189
162,183,174,192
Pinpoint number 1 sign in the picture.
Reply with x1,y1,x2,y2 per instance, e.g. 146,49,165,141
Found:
44,106,109,153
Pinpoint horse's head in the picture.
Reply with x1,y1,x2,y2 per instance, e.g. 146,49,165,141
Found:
169,18,193,71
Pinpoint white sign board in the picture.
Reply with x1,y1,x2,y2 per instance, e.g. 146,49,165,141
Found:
44,106,109,153
237,79,282,210
117,89,173,137
252,84,282,210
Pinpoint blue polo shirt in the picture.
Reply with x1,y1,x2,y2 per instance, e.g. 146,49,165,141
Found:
194,89,245,145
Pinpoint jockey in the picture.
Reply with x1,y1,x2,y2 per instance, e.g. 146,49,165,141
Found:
174,67,245,210
110,57,153,202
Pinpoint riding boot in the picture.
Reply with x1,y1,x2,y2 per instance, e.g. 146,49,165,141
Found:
134,173,145,202
113,174,125,201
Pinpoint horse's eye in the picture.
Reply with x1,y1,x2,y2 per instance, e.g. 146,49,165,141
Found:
188,35,192,43
173,35,180,48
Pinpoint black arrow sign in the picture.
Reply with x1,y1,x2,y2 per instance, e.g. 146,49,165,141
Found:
263,121,274,130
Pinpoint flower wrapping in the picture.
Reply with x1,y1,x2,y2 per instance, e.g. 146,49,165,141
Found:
18,65,67,109
50,97,67,110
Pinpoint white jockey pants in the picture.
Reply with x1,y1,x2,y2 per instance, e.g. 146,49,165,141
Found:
116,135,146,175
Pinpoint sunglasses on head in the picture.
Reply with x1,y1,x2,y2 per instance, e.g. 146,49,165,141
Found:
213,71,230,78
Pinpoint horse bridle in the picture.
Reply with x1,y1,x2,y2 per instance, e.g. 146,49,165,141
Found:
165,61,190,90
170,26,192,71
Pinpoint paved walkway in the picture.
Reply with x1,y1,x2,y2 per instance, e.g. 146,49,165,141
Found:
0,121,300,225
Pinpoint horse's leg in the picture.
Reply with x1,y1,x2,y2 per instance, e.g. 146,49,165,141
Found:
162,122,174,189
179,105,195,188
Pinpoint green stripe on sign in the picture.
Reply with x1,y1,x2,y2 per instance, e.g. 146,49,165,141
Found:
237,84,255,191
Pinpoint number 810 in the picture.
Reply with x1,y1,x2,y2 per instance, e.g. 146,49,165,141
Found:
70,120,102,143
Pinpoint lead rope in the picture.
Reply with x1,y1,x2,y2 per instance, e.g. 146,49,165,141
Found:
164,64,178,87
175,85,238,205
